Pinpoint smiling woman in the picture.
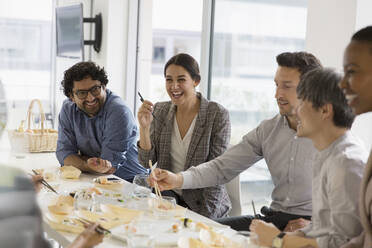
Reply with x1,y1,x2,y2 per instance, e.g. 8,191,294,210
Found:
339,26,372,248
137,53,232,218
340,38,372,116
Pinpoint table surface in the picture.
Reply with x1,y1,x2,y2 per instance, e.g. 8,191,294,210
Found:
0,148,245,248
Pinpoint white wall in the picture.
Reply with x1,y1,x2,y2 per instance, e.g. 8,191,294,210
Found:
93,0,128,102
135,0,153,112
305,0,356,69
306,0,372,150
355,0,372,30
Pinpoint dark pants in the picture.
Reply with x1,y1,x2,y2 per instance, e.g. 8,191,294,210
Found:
157,190,190,209
215,207,311,231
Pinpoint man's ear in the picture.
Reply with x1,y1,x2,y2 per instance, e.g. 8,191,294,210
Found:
69,94,75,103
321,103,333,121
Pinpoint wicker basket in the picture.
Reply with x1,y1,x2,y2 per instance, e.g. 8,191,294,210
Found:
8,99,58,153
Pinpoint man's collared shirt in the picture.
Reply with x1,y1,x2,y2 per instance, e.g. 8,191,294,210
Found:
182,114,316,216
301,132,367,248
56,89,148,180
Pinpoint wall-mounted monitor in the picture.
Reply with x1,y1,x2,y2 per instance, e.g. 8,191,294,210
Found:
56,3,84,59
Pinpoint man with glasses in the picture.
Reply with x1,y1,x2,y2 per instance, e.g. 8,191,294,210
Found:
56,62,147,181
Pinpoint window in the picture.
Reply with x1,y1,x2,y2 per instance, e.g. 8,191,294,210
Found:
0,19,51,101
209,0,308,214
0,0,53,139
148,0,203,102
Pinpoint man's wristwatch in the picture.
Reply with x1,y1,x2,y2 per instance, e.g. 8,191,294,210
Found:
272,232,286,248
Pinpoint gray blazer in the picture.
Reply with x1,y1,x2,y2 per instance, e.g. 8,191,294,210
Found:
138,92,232,218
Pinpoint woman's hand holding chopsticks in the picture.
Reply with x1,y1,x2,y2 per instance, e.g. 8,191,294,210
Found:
148,160,162,199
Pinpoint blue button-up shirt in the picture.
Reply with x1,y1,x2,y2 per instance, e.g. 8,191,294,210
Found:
56,89,148,180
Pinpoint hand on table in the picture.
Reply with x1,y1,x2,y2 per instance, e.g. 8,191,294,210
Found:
137,100,154,129
284,218,311,232
87,157,114,174
69,223,104,248
250,219,280,247
149,168,183,191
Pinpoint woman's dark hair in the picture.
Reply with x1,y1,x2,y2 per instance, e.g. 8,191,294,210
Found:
163,53,201,82
297,68,355,129
276,52,322,77
352,26,372,43
61,61,108,97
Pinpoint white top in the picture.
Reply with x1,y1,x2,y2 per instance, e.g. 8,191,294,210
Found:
301,132,367,248
170,115,197,195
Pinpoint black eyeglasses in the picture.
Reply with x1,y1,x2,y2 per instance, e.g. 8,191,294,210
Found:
73,85,102,99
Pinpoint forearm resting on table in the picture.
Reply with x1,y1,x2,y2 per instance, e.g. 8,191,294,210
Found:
63,154,92,172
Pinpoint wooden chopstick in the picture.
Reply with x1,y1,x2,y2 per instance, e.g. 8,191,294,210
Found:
31,169,59,195
148,160,162,199
76,217,111,234
31,169,58,194
154,183,161,198
149,160,161,198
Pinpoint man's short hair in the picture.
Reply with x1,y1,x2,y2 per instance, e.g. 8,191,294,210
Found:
297,68,355,129
276,52,322,77
61,61,108,98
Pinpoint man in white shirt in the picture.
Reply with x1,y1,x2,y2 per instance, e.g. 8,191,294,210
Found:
149,52,322,231
250,68,367,248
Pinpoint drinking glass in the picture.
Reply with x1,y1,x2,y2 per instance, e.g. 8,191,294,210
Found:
148,196,177,218
132,174,152,198
127,233,155,248
73,190,96,211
